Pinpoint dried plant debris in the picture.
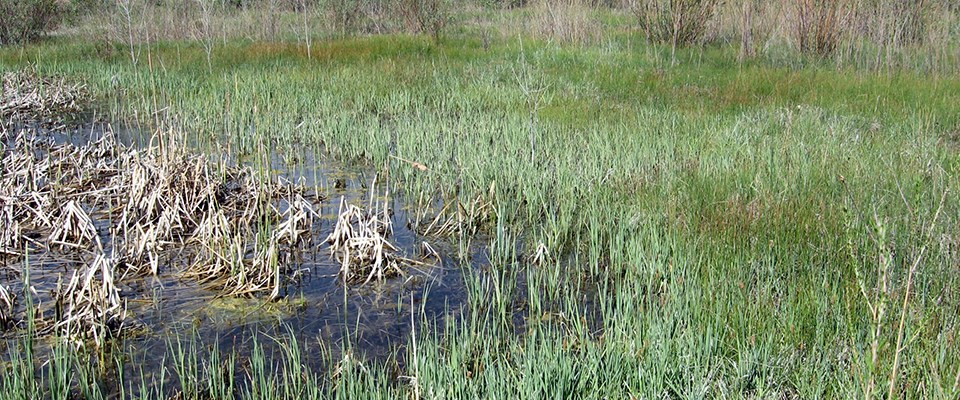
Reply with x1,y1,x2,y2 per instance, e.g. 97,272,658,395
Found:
529,241,551,266
50,255,126,346
0,201,23,258
0,108,450,342
0,283,16,330
1,69,89,127
48,200,102,251
325,197,430,284
184,182,320,299
1,124,323,309
273,195,321,246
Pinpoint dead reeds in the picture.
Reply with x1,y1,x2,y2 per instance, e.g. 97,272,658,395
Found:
325,196,413,284
0,199,23,258
0,119,329,340
1,70,88,127
0,283,15,330
48,200,102,251
51,254,126,347
184,175,320,299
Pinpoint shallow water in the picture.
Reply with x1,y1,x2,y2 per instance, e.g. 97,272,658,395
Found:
0,120,491,394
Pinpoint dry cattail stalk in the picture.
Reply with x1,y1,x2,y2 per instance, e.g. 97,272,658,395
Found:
52,254,126,346
325,196,421,284
0,283,16,329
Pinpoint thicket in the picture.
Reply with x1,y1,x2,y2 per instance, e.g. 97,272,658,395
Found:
0,0,66,45
632,0,722,46
3,0,958,74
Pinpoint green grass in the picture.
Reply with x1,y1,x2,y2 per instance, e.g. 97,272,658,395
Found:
2,19,960,399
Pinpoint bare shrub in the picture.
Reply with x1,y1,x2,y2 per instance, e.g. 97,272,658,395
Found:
733,0,776,60
791,0,849,56
397,0,451,41
318,0,402,36
861,0,935,69
632,0,722,46
876,0,927,46
193,0,219,70
80,0,284,45
0,0,66,45
323,0,365,35
920,1,960,72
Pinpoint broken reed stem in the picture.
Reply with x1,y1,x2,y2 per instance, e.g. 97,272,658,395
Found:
52,254,126,347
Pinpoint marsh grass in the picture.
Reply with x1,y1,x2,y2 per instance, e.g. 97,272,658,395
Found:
2,14,960,399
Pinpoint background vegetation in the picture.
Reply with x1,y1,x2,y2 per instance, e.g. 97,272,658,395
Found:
5,0,943,72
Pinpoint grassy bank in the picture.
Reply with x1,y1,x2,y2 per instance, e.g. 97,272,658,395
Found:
2,23,960,399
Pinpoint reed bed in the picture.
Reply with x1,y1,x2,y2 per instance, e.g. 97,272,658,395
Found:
0,78,333,341
0,70,88,127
